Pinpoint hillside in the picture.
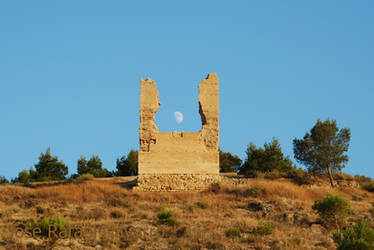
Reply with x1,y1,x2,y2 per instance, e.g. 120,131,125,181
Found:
0,176,373,249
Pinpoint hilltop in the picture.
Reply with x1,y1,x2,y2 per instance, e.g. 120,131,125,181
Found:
0,176,373,249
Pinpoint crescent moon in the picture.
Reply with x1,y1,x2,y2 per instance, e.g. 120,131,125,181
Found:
174,111,184,124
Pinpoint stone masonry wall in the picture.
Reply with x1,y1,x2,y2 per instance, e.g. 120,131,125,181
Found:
137,73,219,190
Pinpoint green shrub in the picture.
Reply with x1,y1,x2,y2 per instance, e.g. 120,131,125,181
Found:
312,193,350,230
243,185,266,197
26,217,70,237
252,221,274,235
75,173,94,182
157,209,180,226
333,219,374,250
225,227,241,238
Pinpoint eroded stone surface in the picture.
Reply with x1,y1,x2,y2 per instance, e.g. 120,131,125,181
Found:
139,78,160,152
138,73,219,190
198,73,219,151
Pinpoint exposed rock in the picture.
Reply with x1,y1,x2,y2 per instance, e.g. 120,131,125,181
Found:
246,201,274,217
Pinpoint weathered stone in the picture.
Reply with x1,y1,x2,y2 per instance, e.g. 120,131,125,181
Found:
137,73,220,190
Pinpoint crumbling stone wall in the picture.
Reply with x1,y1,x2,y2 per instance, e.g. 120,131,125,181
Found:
137,73,220,190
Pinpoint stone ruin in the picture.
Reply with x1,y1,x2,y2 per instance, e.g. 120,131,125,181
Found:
137,73,220,190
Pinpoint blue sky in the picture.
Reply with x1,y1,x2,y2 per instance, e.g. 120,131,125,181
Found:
1,1,373,180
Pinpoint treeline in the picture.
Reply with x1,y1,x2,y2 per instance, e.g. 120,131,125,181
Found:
7,148,139,185
1,118,373,188
219,118,353,187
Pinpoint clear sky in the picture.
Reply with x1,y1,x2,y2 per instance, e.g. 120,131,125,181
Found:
1,1,373,180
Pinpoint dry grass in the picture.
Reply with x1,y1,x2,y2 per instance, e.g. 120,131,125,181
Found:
0,178,373,249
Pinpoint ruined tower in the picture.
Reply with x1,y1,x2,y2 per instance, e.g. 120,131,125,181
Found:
137,73,220,190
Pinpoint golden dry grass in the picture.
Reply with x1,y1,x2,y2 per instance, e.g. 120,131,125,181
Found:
0,177,373,249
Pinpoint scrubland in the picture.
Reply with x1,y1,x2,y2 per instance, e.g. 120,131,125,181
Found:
0,176,373,249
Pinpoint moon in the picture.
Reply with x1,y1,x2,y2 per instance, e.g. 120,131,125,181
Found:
174,111,184,124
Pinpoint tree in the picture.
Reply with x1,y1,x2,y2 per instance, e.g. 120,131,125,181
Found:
34,148,69,181
219,148,242,172
293,119,351,187
239,138,295,177
17,170,31,184
0,176,9,185
116,149,138,176
77,155,111,177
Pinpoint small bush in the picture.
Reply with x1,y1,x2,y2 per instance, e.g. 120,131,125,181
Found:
110,210,124,219
369,208,374,218
333,219,374,250
225,227,241,238
243,185,266,197
252,221,274,235
185,203,195,212
363,182,374,193
209,182,221,193
26,216,70,237
312,193,350,230
264,170,282,180
75,173,94,182
352,194,363,201
369,202,374,218
89,207,105,220
195,201,208,209
157,209,180,226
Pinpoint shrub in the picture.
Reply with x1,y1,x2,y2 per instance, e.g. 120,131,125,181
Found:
185,203,195,212
26,217,70,237
209,182,221,193
369,202,374,218
75,173,94,182
252,221,274,235
333,219,374,250
110,210,124,219
157,209,180,226
312,193,350,230
369,208,374,218
225,227,241,238
243,185,266,197
363,182,374,193
89,207,105,220
195,201,208,209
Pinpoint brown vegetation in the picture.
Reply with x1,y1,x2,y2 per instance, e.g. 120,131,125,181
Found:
0,177,373,249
